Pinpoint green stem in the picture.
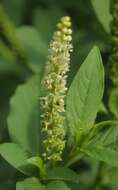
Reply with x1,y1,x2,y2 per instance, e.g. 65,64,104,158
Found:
91,162,105,190
94,120,118,129
64,148,84,167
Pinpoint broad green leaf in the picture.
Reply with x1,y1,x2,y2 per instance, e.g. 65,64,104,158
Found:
0,74,22,145
16,177,45,190
46,181,70,190
0,143,29,175
91,0,112,33
28,156,46,177
109,87,118,118
16,26,47,74
66,46,104,137
91,121,118,146
7,76,41,155
46,167,79,184
82,146,118,167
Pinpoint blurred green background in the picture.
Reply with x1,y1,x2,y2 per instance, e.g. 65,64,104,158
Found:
0,0,117,189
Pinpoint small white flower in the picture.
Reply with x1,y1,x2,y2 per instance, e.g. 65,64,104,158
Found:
40,16,73,162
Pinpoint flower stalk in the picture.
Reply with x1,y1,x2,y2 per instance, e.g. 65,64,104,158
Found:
40,16,73,162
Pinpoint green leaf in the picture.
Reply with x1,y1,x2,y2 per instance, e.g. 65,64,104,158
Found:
91,121,118,146
0,143,29,175
46,181,70,190
28,156,46,177
66,46,104,138
16,177,45,190
7,76,41,155
109,87,118,118
91,0,112,33
16,26,47,74
82,146,118,167
46,167,78,184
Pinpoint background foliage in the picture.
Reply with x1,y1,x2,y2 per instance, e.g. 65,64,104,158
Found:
0,0,118,189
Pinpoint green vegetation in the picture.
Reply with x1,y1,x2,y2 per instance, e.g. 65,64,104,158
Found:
0,0,118,190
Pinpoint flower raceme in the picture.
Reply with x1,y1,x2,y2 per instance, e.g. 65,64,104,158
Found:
40,16,73,162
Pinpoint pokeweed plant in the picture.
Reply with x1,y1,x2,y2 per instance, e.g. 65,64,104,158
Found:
0,16,118,190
